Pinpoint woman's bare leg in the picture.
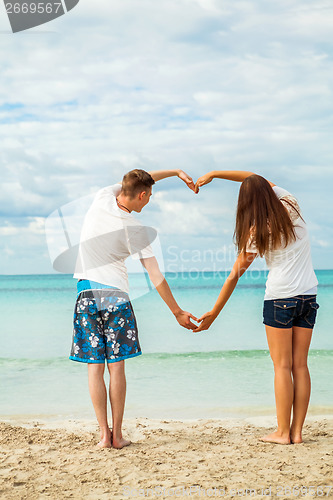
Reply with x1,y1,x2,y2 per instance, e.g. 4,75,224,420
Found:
107,360,131,449
261,325,293,444
88,363,112,448
291,326,313,444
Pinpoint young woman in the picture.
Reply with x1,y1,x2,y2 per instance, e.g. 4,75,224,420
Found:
193,171,319,445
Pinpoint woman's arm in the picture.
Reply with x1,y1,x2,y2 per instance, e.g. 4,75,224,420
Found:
195,170,276,190
195,171,255,190
192,251,257,332
210,170,255,182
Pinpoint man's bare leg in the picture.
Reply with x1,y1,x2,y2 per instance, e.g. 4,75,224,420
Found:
107,360,131,449
88,363,112,448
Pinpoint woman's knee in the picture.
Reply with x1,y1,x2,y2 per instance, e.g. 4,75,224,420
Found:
292,360,309,374
273,358,292,372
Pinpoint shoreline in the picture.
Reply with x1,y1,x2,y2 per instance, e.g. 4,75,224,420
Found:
1,404,333,423
1,412,333,429
1,416,332,499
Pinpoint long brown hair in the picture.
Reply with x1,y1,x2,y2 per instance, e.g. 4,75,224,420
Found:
234,175,303,257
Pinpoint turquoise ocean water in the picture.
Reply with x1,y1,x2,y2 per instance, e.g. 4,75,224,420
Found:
0,271,332,420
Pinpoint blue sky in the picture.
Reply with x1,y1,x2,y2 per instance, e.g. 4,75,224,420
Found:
0,0,332,274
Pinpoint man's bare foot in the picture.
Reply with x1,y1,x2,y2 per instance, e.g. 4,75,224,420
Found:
97,439,112,448
97,429,112,448
112,436,131,449
260,431,291,445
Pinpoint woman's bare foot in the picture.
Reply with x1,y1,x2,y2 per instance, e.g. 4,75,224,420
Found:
112,435,131,449
260,430,291,445
290,432,303,444
291,437,303,444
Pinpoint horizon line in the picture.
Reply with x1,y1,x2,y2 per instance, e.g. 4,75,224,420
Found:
0,268,332,277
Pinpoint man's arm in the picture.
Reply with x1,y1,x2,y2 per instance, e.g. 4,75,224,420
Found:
148,169,196,192
195,171,275,190
140,256,198,329
118,169,196,192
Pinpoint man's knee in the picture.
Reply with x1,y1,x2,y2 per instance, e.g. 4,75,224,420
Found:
88,362,105,375
108,360,125,374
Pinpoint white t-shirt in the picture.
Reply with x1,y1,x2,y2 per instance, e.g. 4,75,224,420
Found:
246,186,318,300
74,184,154,293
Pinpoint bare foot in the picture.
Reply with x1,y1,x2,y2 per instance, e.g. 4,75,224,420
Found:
97,429,112,448
112,436,131,449
290,425,303,444
260,431,291,445
97,440,112,448
290,434,303,444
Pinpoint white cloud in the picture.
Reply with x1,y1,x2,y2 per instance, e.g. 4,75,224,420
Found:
146,190,231,236
0,216,52,273
317,240,330,248
0,226,18,236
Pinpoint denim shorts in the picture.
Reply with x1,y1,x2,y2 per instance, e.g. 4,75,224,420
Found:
263,295,319,329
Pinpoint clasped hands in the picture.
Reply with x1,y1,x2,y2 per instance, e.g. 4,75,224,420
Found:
177,169,213,195
174,170,218,333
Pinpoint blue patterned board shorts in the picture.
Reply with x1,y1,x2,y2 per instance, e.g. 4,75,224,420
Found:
70,280,141,364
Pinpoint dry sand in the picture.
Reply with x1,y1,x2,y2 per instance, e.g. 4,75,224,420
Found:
0,416,332,499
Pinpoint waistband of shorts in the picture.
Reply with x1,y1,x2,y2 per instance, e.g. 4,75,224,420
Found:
77,279,120,294
264,294,317,303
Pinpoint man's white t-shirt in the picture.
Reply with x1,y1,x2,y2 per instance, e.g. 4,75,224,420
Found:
74,184,154,293
246,186,318,300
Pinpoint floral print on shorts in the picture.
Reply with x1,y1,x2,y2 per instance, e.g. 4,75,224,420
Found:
70,288,141,364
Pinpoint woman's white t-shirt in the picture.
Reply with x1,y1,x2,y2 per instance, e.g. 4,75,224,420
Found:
246,186,318,300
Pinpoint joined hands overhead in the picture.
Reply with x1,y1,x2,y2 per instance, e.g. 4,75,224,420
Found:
177,170,197,193
177,169,213,194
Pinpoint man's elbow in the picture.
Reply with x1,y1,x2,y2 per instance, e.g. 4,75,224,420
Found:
148,270,165,288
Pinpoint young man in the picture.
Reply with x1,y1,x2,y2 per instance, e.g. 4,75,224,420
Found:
70,168,198,448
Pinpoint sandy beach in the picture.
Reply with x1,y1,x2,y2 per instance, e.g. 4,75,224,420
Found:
0,416,332,499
